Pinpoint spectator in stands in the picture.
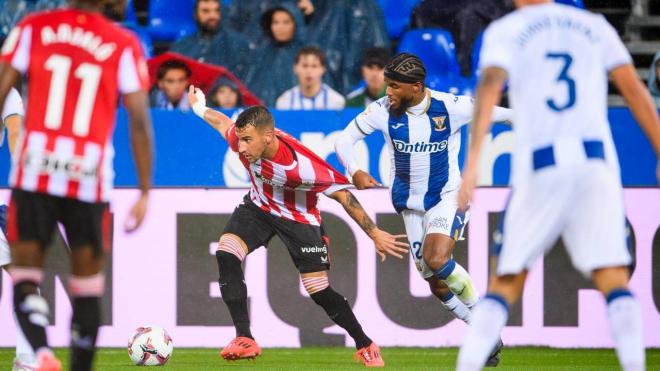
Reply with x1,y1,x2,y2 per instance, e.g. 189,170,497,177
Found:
243,3,306,106
170,0,250,80
276,46,345,110
226,0,313,48
345,47,389,108
209,77,243,110
413,0,514,76
649,51,660,103
306,0,390,93
150,60,192,111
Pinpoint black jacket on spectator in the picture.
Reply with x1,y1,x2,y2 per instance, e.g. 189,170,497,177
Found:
170,26,251,80
307,0,390,94
225,0,297,48
243,3,306,107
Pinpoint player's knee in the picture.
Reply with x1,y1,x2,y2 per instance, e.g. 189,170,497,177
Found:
592,266,629,295
217,234,247,262
301,274,329,296
421,236,453,270
422,248,451,271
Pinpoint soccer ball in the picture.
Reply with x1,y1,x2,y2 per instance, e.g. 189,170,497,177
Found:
127,326,173,366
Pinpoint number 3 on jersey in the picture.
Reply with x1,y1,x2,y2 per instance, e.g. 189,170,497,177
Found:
546,53,576,112
44,54,101,137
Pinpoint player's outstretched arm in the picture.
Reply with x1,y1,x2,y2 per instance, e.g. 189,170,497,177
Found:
458,67,508,210
124,90,154,232
188,85,234,140
610,64,660,184
328,189,408,261
335,122,381,189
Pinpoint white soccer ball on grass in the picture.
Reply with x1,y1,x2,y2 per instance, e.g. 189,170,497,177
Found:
127,325,173,366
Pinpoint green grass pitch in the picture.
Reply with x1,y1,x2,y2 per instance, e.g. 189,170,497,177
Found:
1,347,659,370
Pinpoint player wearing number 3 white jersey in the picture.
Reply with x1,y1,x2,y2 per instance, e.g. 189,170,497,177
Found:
457,1,660,370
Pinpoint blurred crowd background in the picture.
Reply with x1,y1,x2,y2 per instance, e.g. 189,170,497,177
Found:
1,0,659,113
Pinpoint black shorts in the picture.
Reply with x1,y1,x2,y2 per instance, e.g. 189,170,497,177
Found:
7,189,111,256
223,196,330,273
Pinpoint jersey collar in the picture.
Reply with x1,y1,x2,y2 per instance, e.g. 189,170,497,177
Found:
406,89,431,116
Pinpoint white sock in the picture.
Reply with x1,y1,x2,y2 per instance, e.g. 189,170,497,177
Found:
440,293,472,324
607,290,645,371
437,260,480,308
14,309,37,365
457,295,508,371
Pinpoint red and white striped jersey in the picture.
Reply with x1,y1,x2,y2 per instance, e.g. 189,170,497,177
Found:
0,8,149,202
226,125,350,226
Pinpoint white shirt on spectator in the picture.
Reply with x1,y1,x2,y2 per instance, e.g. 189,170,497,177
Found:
275,84,345,110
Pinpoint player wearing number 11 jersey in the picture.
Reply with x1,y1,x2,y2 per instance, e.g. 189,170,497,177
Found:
0,1,154,370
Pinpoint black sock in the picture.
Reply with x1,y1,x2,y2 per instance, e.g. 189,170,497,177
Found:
70,297,101,371
216,251,253,339
310,287,372,349
13,281,49,352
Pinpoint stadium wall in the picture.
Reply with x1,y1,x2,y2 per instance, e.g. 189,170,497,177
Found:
0,188,658,348
0,108,656,187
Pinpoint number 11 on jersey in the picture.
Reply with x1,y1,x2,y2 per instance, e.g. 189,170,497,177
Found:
44,54,101,137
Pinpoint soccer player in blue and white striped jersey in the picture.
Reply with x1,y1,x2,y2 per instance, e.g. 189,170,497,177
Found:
336,53,512,364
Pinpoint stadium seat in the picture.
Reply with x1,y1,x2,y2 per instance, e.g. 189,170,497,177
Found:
123,0,138,26
426,74,476,96
146,0,197,42
125,25,154,58
376,0,421,39
397,28,460,78
555,0,585,8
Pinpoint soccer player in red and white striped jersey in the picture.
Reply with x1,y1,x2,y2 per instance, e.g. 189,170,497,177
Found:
189,86,408,367
0,1,154,370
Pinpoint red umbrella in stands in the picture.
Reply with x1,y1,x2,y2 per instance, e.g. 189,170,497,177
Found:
147,52,262,106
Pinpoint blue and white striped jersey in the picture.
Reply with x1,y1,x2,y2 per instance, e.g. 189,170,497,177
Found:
350,89,512,213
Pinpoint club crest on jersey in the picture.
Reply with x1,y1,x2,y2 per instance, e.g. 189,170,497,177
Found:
432,116,447,132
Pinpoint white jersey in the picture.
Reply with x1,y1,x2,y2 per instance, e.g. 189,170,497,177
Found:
350,89,511,213
480,3,632,185
1,87,23,146
275,84,346,110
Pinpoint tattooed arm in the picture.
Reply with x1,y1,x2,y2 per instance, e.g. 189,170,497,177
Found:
328,189,409,261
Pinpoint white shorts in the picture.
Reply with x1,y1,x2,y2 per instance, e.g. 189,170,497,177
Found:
0,227,9,267
402,191,469,279
497,162,631,277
